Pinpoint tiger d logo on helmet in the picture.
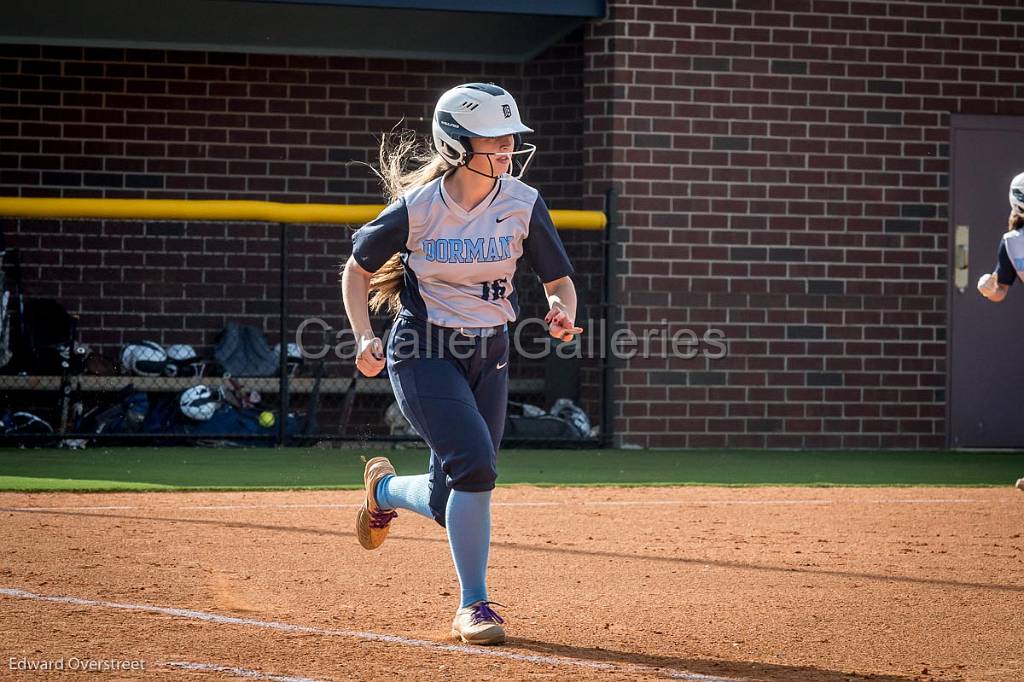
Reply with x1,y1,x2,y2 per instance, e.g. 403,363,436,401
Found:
431,83,536,180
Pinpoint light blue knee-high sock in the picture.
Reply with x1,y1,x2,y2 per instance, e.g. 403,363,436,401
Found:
375,474,433,519
445,489,491,608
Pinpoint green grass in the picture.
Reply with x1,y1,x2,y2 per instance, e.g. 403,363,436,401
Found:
0,447,1022,492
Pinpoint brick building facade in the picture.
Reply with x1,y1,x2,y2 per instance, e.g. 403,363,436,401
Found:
583,0,1023,448
0,33,597,429
2,0,1023,447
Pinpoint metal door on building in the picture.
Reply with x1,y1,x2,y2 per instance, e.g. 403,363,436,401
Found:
948,115,1024,448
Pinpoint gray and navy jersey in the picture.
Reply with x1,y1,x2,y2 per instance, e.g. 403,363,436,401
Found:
995,230,1024,286
351,174,574,328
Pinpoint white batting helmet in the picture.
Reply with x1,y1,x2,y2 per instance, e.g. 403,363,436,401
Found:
1010,172,1024,213
549,398,593,439
167,343,206,378
431,83,536,178
121,341,169,377
179,385,220,421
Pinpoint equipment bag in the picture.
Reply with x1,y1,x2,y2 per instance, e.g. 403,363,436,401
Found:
214,322,278,377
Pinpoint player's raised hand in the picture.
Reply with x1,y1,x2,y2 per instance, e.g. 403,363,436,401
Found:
977,271,1000,299
356,336,385,377
544,307,583,343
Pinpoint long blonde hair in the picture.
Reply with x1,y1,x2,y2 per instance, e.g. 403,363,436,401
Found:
1010,210,1024,232
350,128,454,317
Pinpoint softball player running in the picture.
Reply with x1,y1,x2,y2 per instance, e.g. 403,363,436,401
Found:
976,171,1024,303
975,172,1024,491
341,83,583,644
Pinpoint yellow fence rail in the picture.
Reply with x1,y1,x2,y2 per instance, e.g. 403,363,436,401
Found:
0,197,606,230
0,191,615,447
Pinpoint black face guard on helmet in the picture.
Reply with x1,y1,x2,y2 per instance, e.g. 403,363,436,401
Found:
458,133,537,180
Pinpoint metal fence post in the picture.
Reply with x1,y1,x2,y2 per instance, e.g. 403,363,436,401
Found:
600,187,618,450
278,221,289,447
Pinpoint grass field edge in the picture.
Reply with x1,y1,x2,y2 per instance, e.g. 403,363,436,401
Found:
0,481,1017,493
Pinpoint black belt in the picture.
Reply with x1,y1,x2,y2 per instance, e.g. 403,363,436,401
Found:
452,323,507,338
397,315,507,338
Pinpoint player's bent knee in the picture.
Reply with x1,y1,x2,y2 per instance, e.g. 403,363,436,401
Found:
449,458,498,492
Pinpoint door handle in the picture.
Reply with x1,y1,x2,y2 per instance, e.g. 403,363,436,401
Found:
954,224,969,293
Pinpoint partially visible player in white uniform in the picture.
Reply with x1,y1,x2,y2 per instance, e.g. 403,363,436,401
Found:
975,171,1024,491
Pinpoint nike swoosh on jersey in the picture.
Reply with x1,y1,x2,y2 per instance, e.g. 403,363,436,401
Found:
496,361,508,369
495,215,512,223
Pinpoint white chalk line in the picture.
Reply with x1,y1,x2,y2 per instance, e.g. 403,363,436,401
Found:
180,500,833,511
0,498,986,513
161,661,326,682
0,587,738,682
863,498,980,504
0,505,138,511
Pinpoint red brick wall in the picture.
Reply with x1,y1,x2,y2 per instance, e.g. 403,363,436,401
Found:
0,35,593,421
11,0,1021,448
583,0,1024,448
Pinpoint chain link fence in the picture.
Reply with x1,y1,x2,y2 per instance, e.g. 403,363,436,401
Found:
0,196,614,450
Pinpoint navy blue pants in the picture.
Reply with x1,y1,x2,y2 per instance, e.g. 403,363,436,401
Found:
385,315,510,527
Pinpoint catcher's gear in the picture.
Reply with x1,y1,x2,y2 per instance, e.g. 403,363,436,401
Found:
179,384,220,421
432,83,536,179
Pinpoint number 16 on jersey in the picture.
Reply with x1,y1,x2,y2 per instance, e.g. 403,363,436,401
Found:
480,279,508,301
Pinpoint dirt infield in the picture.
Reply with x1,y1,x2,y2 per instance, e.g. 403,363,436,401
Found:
1,486,1021,681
